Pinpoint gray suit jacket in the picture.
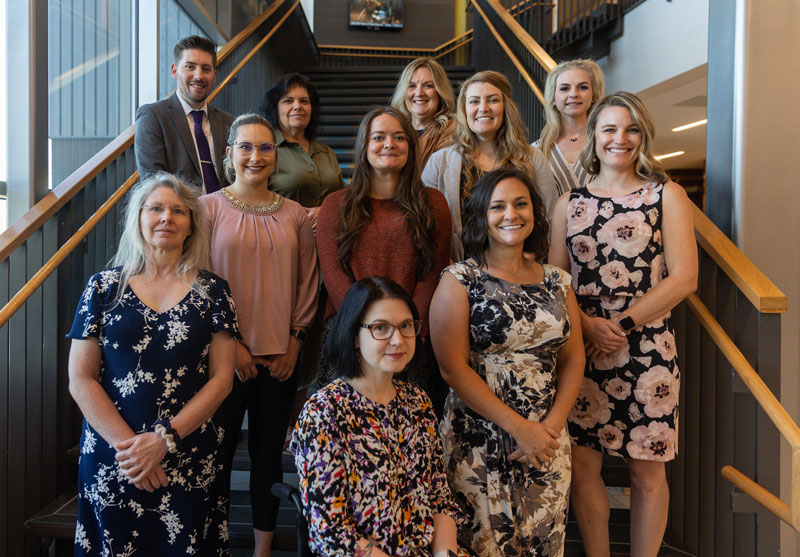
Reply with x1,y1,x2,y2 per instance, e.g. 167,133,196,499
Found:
135,93,235,189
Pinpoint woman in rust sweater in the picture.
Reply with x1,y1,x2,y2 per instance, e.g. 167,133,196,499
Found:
316,106,451,389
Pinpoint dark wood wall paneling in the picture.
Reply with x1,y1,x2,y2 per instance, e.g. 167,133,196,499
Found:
314,0,454,49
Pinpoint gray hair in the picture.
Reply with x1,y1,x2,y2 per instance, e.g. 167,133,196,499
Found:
110,172,210,303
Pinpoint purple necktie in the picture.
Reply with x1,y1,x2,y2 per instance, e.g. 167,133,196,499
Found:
191,110,220,193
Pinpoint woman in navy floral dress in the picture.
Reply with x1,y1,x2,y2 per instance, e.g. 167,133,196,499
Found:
291,277,469,557
549,92,697,556
67,173,239,556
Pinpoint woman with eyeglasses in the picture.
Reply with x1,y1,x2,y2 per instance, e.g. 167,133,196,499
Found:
291,277,470,557
202,113,319,557
315,106,451,390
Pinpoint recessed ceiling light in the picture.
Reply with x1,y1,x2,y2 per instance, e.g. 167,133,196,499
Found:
655,151,685,160
672,119,707,132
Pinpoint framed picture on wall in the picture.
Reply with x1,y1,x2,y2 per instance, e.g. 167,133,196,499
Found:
348,0,404,30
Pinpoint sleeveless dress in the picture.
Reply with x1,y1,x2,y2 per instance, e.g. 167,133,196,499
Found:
67,269,241,556
565,183,680,462
439,261,573,557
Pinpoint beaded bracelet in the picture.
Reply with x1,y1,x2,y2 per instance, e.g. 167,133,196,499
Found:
154,419,181,454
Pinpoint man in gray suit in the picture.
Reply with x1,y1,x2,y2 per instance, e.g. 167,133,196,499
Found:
135,36,234,192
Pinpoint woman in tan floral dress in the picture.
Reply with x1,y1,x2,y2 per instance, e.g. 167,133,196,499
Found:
549,92,697,556
431,168,585,556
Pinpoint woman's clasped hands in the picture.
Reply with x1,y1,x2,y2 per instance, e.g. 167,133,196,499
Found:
508,417,561,469
114,432,170,492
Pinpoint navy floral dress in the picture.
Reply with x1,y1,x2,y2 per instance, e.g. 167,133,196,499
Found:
290,379,470,556
68,269,240,556
439,261,573,557
565,183,680,462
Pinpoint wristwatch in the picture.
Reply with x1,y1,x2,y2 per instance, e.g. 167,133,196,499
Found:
290,328,307,343
618,315,636,333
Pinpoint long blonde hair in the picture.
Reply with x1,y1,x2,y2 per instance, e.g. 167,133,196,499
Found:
390,57,455,132
539,59,604,161
455,71,535,198
579,92,669,183
111,173,209,303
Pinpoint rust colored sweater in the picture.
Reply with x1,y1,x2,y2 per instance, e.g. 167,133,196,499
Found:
316,187,452,331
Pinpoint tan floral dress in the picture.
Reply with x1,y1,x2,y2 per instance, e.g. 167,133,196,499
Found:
565,182,680,462
440,261,573,557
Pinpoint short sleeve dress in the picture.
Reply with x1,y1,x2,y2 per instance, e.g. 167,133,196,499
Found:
565,183,680,462
439,261,573,557
290,379,470,557
68,269,240,556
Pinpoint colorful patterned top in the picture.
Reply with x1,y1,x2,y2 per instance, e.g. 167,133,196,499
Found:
290,378,466,556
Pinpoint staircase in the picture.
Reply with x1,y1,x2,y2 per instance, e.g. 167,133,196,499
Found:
299,65,477,182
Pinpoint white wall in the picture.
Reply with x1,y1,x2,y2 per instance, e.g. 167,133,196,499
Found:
301,0,313,32
732,1,800,552
597,0,709,94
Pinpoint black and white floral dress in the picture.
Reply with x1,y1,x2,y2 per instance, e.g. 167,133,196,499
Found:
439,261,573,557
565,183,680,462
68,269,240,556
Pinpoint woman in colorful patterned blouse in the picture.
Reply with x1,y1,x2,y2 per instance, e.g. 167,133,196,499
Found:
67,173,239,556
549,92,697,556
291,277,468,557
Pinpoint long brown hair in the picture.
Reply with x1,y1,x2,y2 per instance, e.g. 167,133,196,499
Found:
336,106,437,280
455,71,536,199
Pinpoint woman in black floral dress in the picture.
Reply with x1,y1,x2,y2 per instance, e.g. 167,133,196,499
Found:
290,277,469,556
549,92,697,556
430,168,585,556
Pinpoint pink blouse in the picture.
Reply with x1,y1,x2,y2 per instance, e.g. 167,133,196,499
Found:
201,191,318,356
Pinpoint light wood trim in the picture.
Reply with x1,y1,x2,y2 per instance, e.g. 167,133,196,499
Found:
319,44,437,53
686,293,800,448
721,466,794,528
692,205,787,313
208,0,300,104
0,171,139,328
318,29,473,56
216,0,286,64
471,0,545,104
794,448,800,529
434,37,475,60
0,125,136,263
320,51,439,60
483,0,557,72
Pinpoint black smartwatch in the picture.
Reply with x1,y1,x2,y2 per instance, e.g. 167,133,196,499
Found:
618,316,636,333
290,328,307,343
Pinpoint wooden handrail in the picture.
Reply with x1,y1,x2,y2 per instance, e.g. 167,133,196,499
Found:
215,0,285,64
692,205,786,313
0,172,139,328
0,2,301,328
721,466,793,527
483,0,556,71
687,292,800,530
318,29,473,55
686,293,800,448
471,0,545,104
208,0,300,104
0,125,136,263
435,38,475,60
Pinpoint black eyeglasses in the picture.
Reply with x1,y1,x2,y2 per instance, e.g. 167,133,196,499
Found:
361,320,421,340
233,141,277,154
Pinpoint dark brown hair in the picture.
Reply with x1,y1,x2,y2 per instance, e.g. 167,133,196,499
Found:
173,35,217,67
461,167,549,266
336,106,437,280
258,73,321,140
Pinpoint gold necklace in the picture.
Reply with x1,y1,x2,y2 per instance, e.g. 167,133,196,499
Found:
219,187,283,214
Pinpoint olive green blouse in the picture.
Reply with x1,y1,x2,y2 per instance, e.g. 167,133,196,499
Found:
271,129,345,207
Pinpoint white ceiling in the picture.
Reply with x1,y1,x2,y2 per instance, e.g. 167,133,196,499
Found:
637,64,708,170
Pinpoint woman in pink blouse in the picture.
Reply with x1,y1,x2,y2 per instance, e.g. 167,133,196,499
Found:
202,113,318,557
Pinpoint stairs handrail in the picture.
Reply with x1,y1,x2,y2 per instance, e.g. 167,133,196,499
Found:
474,0,796,531
317,29,474,61
0,0,301,329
